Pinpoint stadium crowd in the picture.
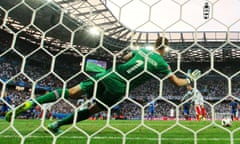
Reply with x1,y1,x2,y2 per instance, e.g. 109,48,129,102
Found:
0,76,237,120
0,35,240,120
1,58,240,119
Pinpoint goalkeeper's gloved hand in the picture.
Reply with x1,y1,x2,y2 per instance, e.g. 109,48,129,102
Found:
186,69,201,84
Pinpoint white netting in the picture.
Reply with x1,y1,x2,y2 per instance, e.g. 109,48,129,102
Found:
215,113,232,120
0,0,240,144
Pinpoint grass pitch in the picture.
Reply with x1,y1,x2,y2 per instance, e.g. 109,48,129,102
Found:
0,119,240,144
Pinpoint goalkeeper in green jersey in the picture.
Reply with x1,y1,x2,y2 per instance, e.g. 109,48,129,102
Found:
5,37,201,134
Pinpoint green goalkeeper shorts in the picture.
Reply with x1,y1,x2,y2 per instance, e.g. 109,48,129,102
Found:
80,72,126,107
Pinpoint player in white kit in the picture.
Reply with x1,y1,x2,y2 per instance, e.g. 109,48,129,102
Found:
182,84,206,120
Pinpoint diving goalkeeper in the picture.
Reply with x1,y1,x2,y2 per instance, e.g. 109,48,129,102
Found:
5,37,201,134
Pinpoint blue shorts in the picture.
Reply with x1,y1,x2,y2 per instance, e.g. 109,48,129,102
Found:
149,110,154,115
184,109,189,115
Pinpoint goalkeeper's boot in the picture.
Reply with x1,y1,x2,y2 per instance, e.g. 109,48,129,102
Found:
47,122,63,135
5,101,34,122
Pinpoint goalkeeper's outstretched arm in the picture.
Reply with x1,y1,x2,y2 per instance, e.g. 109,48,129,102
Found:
169,69,201,87
169,74,190,87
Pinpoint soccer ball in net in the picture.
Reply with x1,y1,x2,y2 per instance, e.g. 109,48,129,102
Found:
221,118,232,127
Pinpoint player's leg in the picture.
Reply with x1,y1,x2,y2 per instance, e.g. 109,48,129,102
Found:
48,80,124,134
35,85,84,104
200,105,207,119
186,109,190,120
231,112,234,121
48,103,103,134
147,112,150,120
47,80,105,134
48,72,124,134
195,104,202,120
199,98,206,120
5,85,84,122
183,109,189,120
195,98,203,120
48,86,122,133
182,104,189,120
150,110,154,120
231,111,236,121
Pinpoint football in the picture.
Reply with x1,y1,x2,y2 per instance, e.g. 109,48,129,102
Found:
221,118,232,127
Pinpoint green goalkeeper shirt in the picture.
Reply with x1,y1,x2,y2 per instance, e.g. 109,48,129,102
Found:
117,48,171,78
97,48,172,94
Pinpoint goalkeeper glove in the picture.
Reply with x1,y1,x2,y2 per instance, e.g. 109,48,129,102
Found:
186,69,201,84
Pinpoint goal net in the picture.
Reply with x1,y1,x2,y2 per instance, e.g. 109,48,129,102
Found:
215,113,232,120
0,0,240,144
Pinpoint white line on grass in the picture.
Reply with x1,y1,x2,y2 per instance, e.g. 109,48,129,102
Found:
0,135,235,141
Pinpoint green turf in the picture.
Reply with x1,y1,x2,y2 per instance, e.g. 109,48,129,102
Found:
0,119,239,144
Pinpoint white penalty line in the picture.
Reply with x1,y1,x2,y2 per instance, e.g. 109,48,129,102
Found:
0,135,236,141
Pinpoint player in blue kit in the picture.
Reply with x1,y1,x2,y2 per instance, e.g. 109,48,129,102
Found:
148,97,157,120
182,101,191,120
181,93,192,120
229,98,238,121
